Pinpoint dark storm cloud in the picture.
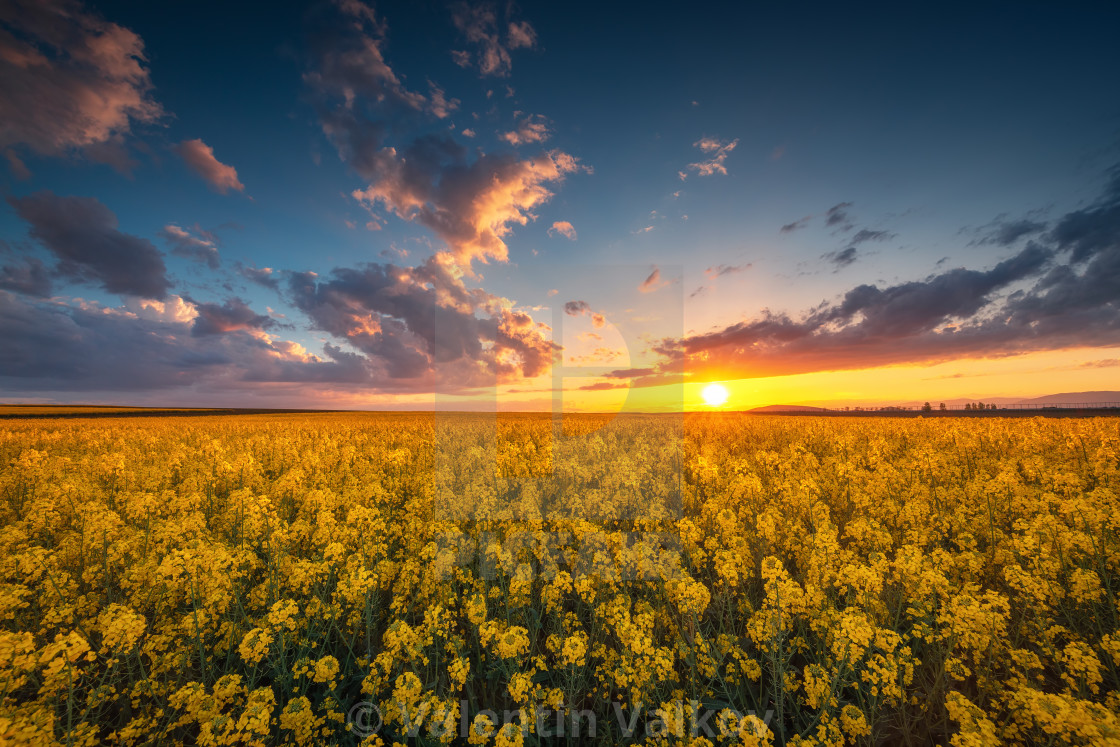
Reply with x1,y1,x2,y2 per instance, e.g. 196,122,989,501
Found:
7,191,170,299
0,291,372,392
0,256,51,296
1048,167,1120,263
189,297,274,337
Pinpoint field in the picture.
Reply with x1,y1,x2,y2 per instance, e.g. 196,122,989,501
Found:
1,413,1118,746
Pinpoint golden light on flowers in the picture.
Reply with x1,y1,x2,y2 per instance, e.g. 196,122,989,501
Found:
0,410,1117,745
701,382,730,406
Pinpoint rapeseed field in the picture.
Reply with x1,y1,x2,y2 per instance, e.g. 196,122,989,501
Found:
0,413,1117,745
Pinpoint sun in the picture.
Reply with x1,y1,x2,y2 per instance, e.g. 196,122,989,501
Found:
701,383,730,407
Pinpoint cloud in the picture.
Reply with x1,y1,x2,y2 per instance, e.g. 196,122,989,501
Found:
4,149,31,180
548,221,577,240
427,82,460,119
304,0,452,177
7,191,170,299
238,264,279,290
288,256,558,383
621,167,1120,384
451,3,536,77
820,227,896,269
684,137,737,178
174,139,245,194
500,114,551,146
849,228,895,245
823,246,859,268
705,263,751,278
566,346,622,365
563,299,605,328
188,297,274,337
0,256,51,297
780,216,811,234
639,267,670,293
1077,358,1120,369
507,20,536,50
1047,167,1120,263
971,218,1048,247
0,291,375,395
303,4,584,270
160,224,220,269
0,0,162,167
351,139,586,267
825,202,854,230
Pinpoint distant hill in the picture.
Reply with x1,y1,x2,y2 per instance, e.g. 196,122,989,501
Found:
752,391,1120,412
1014,391,1120,405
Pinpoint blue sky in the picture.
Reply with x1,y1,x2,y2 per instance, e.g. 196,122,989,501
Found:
2,0,1119,408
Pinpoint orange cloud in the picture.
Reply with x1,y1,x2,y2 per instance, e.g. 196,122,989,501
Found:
548,220,577,240
0,0,163,169
501,114,551,146
685,137,737,177
352,146,587,267
175,139,245,194
639,267,670,293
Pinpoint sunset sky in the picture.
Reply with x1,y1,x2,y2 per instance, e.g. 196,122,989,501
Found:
2,0,1119,411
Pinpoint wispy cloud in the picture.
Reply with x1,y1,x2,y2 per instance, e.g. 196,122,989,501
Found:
705,263,751,278
500,114,551,146
639,266,671,293
780,216,811,233
564,300,605,328
683,137,738,178
160,224,220,269
825,202,854,231
451,3,537,77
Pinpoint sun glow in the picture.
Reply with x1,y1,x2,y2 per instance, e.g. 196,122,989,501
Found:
701,383,730,407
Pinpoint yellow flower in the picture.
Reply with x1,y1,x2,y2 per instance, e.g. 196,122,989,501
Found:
468,713,495,745
238,627,272,665
311,655,340,685
96,603,146,655
494,722,524,747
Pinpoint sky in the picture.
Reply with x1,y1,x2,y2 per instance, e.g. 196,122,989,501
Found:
1,0,1119,411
